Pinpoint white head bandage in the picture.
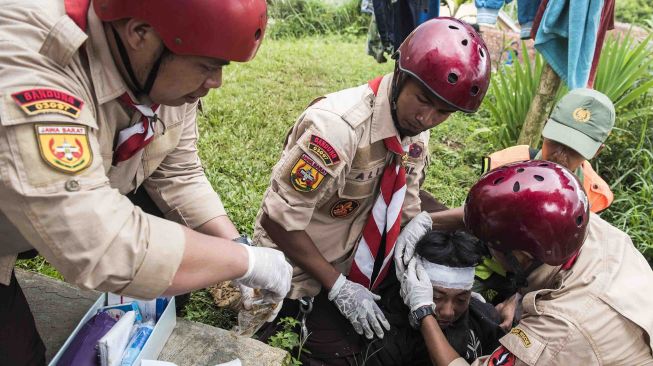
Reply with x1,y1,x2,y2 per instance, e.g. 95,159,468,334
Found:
420,258,475,290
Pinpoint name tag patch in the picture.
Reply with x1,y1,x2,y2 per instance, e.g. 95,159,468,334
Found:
35,124,92,174
309,135,340,166
290,153,327,192
12,89,84,118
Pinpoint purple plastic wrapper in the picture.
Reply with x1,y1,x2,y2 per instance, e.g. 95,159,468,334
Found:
57,311,117,366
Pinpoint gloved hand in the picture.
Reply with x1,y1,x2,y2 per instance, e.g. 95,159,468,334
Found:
238,284,255,310
400,258,435,311
394,212,432,280
234,245,292,305
328,274,390,339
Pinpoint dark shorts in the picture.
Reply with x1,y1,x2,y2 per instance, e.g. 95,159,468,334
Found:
0,270,46,366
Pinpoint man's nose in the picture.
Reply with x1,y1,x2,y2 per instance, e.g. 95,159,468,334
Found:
204,68,223,89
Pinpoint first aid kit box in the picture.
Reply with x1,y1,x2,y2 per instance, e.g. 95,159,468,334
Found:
49,293,176,366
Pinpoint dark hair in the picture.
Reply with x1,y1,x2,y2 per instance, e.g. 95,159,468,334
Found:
415,230,489,268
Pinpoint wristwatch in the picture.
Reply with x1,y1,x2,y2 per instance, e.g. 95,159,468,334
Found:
232,234,253,246
408,304,435,330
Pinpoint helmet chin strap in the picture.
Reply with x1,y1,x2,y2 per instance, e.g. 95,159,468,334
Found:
111,25,167,98
504,252,542,291
390,62,405,134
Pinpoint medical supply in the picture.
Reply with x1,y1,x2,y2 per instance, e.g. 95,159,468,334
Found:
120,321,155,366
98,310,136,366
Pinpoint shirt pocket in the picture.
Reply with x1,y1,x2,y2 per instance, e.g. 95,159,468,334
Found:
339,159,385,200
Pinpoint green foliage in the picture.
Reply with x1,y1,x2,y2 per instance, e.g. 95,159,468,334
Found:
482,42,545,147
268,0,369,39
181,290,238,329
616,0,653,26
268,317,306,366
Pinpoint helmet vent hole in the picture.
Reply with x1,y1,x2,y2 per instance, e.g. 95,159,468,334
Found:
539,163,549,167
449,25,460,30
448,73,458,84
462,39,469,46
479,48,485,58
175,37,182,45
576,215,584,227
254,29,262,40
517,168,525,173
470,86,479,96
534,175,544,181
513,182,520,192
493,177,504,185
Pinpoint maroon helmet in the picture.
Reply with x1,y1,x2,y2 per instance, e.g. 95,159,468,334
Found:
397,17,491,113
464,160,590,266
94,0,267,62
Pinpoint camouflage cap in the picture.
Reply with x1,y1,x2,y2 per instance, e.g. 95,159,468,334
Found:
542,88,615,160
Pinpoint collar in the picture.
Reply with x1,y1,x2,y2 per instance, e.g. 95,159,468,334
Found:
370,73,401,144
522,262,560,293
85,6,133,105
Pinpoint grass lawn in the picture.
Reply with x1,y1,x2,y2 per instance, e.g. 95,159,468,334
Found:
18,35,496,327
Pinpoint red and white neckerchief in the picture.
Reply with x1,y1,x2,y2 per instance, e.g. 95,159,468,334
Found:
112,94,160,164
348,76,408,290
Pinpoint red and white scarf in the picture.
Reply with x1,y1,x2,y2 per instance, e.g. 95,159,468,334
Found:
348,77,408,290
112,94,159,164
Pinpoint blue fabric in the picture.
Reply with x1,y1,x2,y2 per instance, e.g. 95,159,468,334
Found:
517,0,541,24
475,0,540,38
534,0,605,89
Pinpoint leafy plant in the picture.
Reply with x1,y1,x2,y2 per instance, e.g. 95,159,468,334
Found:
616,0,653,26
268,317,311,366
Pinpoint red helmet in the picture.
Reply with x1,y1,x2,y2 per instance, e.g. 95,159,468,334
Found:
397,17,491,113
94,0,267,62
464,160,590,266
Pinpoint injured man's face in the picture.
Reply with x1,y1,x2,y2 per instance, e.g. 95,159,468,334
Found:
432,285,472,329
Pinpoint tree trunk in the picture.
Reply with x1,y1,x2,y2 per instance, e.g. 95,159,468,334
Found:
517,62,562,147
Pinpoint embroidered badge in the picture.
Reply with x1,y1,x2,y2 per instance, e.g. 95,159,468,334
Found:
35,124,92,174
408,143,423,158
330,199,360,218
12,89,84,118
309,135,340,166
290,153,327,192
510,327,532,348
572,107,591,123
489,346,516,366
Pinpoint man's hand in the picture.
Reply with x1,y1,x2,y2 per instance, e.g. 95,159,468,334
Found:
495,293,522,331
234,245,292,304
394,212,432,280
328,274,390,339
400,258,435,311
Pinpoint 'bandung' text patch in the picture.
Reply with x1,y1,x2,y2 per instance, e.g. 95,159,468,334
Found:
12,89,84,118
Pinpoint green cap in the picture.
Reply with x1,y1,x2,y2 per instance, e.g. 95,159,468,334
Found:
542,88,615,160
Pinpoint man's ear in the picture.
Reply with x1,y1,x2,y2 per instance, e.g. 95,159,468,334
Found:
122,18,157,50
593,144,605,159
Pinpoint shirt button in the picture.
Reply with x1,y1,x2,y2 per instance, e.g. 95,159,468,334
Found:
65,179,80,192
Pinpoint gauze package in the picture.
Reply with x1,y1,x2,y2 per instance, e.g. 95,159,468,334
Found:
98,310,137,366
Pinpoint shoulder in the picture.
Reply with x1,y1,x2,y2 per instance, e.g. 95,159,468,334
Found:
308,83,374,130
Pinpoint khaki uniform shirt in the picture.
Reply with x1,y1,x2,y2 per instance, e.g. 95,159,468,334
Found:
0,2,226,298
254,74,429,299
450,214,653,366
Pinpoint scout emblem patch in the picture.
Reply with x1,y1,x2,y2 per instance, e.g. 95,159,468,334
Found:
35,124,92,174
488,346,516,366
309,135,340,166
572,107,591,123
510,328,532,348
330,199,360,218
290,153,326,192
12,89,84,118
408,143,423,158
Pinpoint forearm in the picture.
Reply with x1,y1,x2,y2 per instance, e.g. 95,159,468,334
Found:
421,315,464,366
261,213,341,290
196,215,240,240
430,206,465,231
164,226,249,296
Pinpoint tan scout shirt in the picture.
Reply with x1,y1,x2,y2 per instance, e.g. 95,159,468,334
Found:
449,214,653,366
0,2,226,298
254,74,429,299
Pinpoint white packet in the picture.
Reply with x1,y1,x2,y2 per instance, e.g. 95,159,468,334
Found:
97,310,136,366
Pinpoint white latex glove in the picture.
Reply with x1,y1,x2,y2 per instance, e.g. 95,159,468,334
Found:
394,212,433,280
400,258,435,311
328,274,390,339
238,284,255,310
234,245,292,305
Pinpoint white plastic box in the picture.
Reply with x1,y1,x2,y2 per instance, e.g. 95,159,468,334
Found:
49,294,176,366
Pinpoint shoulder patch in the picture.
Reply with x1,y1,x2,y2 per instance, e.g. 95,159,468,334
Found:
290,153,327,192
12,89,84,118
309,135,340,166
330,199,360,218
489,346,516,366
35,124,92,174
510,328,532,348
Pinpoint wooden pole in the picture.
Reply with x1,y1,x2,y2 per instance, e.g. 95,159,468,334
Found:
517,62,562,148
